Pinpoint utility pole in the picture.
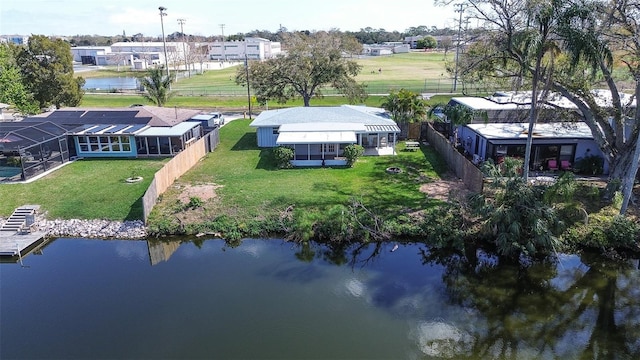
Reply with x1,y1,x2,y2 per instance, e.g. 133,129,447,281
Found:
177,18,189,77
158,6,170,80
453,3,465,93
220,24,226,61
245,53,252,120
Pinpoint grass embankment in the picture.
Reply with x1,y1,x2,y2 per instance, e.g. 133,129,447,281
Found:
147,119,450,238
0,159,166,220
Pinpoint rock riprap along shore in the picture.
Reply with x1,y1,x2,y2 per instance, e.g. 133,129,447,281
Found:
39,219,147,239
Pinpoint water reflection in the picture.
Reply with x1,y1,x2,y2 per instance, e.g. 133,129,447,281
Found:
420,247,640,359
1,237,638,359
147,239,181,265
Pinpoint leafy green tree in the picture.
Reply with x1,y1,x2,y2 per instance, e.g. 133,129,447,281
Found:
417,36,437,49
235,31,366,107
138,67,175,107
0,43,39,115
15,35,84,109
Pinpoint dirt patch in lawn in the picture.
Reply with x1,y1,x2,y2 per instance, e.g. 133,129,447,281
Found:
176,183,222,204
420,173,473,202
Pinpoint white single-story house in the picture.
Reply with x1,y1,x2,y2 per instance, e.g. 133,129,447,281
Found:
250,105,400,167
459,122,610,174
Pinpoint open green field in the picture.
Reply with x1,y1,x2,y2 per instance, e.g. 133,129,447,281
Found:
79,51,456,97
0,159,166,220
150,119,448,224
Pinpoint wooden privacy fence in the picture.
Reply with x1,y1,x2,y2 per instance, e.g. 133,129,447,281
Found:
424,123,484,194
141,129,219,223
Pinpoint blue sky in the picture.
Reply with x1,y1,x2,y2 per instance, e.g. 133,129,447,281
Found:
1,0,456,37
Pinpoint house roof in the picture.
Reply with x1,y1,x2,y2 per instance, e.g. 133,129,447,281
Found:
68,124,150,136
467,122,595,140
24,106,202,127
452,89,636,112
279,122,366,132
137,122,200,137
250,105,399,132
277,131,357,145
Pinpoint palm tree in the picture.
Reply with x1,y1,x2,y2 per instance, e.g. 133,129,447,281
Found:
138,66,175,107
515,2,561,181
381,89,427,138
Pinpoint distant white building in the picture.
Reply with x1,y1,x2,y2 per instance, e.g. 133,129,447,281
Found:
70,42,187,68
208,37,281,61
362,43,410,56
70,46,112,65
0,35,29,45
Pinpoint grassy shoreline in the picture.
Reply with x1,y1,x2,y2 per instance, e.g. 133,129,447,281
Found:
146,119,451,240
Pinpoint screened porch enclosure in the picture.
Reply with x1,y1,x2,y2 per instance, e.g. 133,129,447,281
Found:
135,122,201,157
291,143,345,160
0,121,70,182
135,136,185,156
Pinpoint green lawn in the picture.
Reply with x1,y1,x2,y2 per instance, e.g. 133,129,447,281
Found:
152,119,449,222
0,120,448,228
0,159,166,220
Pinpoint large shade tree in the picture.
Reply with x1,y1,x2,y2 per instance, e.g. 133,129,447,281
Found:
447,0,640,215
138,67,175,107
235,31,367,107
15,35,84,109
0,43,39,115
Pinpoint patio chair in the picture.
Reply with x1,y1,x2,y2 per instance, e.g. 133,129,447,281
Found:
547,159,558,171
561,160,572,171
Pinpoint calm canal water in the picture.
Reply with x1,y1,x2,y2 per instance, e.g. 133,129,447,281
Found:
1,238,639,359
83,77,139,90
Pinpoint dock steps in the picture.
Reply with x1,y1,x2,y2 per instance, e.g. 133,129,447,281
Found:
0,205,40,233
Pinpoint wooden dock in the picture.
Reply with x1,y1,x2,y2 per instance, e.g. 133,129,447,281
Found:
0,231,48,257
0,205,48,260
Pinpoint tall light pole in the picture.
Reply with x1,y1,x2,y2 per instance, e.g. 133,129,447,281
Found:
220,24,226,61
453,3,465,93
177,18,189,77
158,6,170,79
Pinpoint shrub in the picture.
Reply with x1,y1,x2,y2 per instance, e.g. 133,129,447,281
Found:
563,207,639,250
188,196,203,209
343,144,364,167
273,146,294,168
573,154,604,175
605,216,640,246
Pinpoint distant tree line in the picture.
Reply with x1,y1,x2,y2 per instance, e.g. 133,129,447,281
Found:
64,25,458,46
